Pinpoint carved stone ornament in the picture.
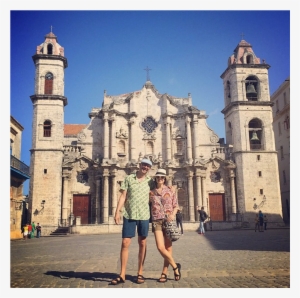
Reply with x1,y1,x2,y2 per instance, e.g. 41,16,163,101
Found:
210,171,221,183
116,127,128,139
78,132,86,142
141,116,158,134
210,134,219,144
77,171,88,184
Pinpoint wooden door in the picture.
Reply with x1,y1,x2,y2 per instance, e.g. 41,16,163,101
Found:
209,193,225,221
177,189,188,221
73,194,91,224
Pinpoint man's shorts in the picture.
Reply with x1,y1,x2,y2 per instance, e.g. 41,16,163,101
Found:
151,219,164,232
122,217,149,238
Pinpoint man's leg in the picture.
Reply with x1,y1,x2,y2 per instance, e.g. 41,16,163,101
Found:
119,237,131,280
137,236,147,276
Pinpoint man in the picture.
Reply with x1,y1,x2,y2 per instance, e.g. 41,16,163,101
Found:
176,207,183,235
110,158,154,285
258,210,264,232
197,206,208,235
36,223,41,238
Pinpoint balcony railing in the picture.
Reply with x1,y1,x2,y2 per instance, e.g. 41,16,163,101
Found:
10,155,30,176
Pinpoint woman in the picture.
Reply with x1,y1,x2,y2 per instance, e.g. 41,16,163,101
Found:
149,168,181,283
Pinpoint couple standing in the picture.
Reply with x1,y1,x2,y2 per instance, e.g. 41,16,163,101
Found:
110,158,181,285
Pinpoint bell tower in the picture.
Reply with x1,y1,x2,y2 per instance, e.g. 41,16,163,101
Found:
221,39,283,224
29,31,68,233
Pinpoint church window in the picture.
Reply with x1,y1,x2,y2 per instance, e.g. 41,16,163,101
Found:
47,43,53,55
44,169,47,174
43,120,52,137
283,92,287,106
246,54,253,64
257,155,260,161
176,140,183,154
284,116,290,130
146,141,154,155
44,72,53,94
258,171,262,177
278,122,282,135
260,189,263,195
141,116,158,134
249,118,262,150
245,76,259,101
280,146,284,159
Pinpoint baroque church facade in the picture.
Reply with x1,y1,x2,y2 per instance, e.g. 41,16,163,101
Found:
28,32,284,235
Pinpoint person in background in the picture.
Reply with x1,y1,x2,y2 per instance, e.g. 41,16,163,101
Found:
150,168,181,283
27,222,32,239
264,214,268,230
258,210,264,232
110,158,154,285
254,214,259,232
31,221,36,238
22,223,28,240
36,223,42,238
197,206,208,235
176,207,183,235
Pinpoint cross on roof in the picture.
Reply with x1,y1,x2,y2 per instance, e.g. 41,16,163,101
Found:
144,66,152,81
240,32,245,40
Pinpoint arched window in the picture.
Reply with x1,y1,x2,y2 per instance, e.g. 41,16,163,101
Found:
246,54,253,64
44,72,53,94
43,120,52,137
47,44,53,55
248,118,262,150
245,75,259,101
146,141,154,155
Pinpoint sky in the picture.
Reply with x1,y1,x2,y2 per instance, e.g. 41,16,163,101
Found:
7,6,292,196
4,1,298,294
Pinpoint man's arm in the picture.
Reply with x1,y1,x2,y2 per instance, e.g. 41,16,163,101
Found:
114,189,127,225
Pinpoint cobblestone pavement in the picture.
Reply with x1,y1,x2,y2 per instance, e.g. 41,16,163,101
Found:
9,229,292,290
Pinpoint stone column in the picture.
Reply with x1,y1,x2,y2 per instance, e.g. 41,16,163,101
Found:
111,169,117,216
195,173,202,220
186,116,192,163
201,176,207,210
165,118,171,161
187,172,195,221
192,115,198,159
62,174,69,226
102,172,109,223
103,116,109,159
110,118,116,159
95,175,101,224
128,118,136,161
230,169,237,214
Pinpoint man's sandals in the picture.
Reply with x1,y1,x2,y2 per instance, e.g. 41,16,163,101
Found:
110,275,125,285
173,263,181,281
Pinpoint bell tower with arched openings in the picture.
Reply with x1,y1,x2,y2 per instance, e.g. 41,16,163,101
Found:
221,39,283,223
29,31,68,232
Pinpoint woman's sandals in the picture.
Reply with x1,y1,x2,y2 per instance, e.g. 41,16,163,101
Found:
110,275,125,285
158,273,168,283
136,274,145,284
173,263,181,281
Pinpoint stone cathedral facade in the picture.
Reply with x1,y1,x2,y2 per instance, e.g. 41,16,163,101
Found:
28,32,284,235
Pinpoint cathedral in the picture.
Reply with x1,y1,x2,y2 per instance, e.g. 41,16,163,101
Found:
28,32,284,235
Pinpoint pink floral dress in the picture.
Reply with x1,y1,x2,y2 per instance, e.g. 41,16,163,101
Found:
150,185,178,221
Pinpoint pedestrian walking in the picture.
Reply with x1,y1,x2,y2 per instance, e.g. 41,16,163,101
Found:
258,210,264,232
109,158,154,285
197,206,208,235
264,215,268,230
22,223,28,240
36,223,41,238
150,168,181,283
176,208,183,235
254,214,259,232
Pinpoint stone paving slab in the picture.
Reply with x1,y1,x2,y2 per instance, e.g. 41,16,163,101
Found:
8,229,295,292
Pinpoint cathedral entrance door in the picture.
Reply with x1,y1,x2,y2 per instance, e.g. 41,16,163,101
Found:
73,194,91,224
209,193,225,221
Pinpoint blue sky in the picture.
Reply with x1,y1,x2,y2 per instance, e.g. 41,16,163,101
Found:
6,4,292,196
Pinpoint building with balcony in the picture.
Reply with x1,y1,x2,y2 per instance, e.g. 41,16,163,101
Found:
10,116,30,239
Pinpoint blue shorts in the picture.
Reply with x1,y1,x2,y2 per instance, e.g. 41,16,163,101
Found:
122,217,149,238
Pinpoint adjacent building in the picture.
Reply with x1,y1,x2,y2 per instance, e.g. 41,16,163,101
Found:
10,116,30,239
271,77,290,224
28,32,285,235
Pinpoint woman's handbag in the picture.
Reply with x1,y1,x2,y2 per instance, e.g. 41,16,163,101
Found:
163,219,181,242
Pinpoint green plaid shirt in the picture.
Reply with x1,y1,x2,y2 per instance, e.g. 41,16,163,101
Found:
121,173,154,220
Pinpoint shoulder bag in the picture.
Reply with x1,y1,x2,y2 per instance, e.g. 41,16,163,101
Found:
163,219,181,242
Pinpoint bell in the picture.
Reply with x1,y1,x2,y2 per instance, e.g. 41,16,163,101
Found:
250,131,260,141
246,84,257,97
